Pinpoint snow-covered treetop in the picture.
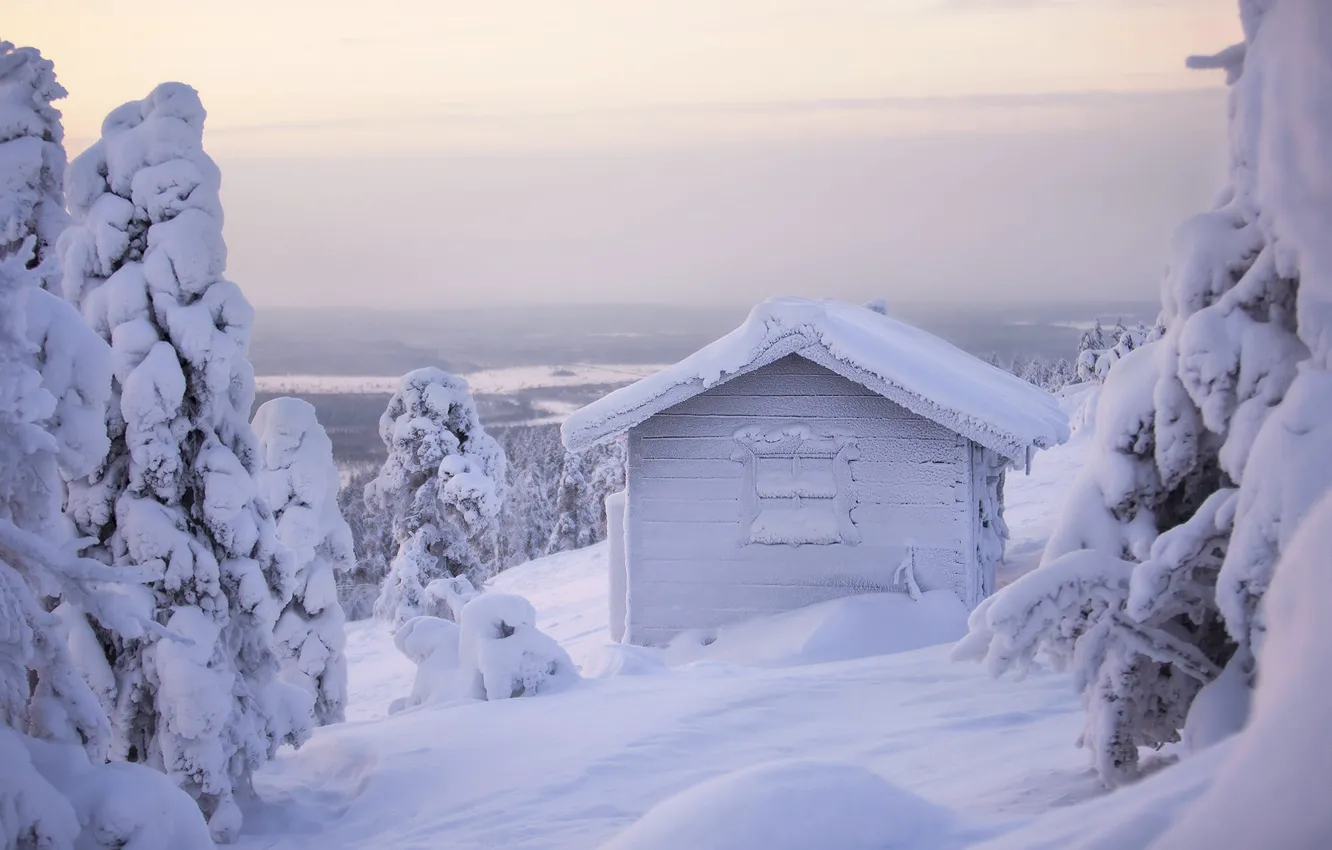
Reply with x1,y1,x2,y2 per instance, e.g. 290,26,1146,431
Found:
562,297,1069,463
252,397,353,564
0,41,69,290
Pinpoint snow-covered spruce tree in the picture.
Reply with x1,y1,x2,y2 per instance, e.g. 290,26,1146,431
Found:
546,437,626,556
337,464,395,620
253,398,353,725
57,84,309,840
0,42,70,292
545,450,597,554
1076,320,1152,384
367,368,506,625
960,0,1332,788
0,252,213,848
495,423,562,567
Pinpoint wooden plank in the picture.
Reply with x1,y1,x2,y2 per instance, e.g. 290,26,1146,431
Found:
633,554,957,586
635,498,742,523
632,505,968,554
705,375,881,398
633,581,879,614
635,477,961,522
631,463,959,495
628,605,794,632
633,453,965,481
635,436,968,463
737,354,850,377
637,414,957,442
629,477,738,499
663,393,917,419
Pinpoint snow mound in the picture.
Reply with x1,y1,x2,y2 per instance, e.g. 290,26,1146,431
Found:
598,760,961,850
20,732,213,850
665,591,969,668
969,741,1231,850
563,296,1069,463
578,642,667,678
1180,654,1250,755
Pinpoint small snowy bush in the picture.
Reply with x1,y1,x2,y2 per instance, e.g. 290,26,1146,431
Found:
457,593,579,701
254,397,354,725
387,615,461,713
58,83,309,840
0,42,69,292
388,593,578,708
367,368,506,624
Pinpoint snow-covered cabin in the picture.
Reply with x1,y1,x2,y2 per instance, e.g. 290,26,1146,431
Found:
562,297,1069,646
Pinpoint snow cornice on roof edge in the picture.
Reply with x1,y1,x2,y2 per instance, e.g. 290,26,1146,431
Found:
561,297,1070,465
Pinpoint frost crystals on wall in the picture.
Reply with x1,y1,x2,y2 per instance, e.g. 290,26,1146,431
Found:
732,425,860,546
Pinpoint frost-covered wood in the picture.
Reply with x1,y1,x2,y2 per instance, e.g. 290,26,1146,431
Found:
563,300,1067,645
606,490,628,643
619,355,983,644
970,445,1008,607
57,84,309,841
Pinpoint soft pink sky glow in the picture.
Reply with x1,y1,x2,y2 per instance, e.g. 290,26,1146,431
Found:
11,2,1242,308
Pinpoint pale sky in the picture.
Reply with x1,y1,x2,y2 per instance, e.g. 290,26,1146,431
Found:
11,1,1242,308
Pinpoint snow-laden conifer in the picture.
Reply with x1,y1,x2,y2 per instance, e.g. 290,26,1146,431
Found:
0,250,213,848
546,438,625,556
57,83,309,841
253,397,353,725
0,42,69,292
959,0,1332,787
367,368,506,625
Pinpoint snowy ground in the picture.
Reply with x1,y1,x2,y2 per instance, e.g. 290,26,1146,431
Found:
237,387,1172,850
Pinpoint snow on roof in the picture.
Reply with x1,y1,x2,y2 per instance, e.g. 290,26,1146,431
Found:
561,297,1069,463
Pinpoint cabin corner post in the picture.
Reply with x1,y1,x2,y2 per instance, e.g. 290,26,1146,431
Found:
969,443,1009,606
623,426,644,645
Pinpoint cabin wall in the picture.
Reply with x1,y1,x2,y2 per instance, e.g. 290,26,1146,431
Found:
623,354,975,646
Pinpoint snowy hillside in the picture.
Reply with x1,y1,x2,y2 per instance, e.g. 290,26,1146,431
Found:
234,402,1158,850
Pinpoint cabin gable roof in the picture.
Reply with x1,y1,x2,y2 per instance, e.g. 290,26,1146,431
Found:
561,297,1070,464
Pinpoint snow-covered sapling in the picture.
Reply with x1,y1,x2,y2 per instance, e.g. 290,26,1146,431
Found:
388,615,462,713
367,368,506,625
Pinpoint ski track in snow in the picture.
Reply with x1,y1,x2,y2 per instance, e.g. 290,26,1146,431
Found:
239,405,1103,850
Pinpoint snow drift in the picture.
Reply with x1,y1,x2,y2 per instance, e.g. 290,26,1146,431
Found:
598,760,963,850
665,590,970,668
